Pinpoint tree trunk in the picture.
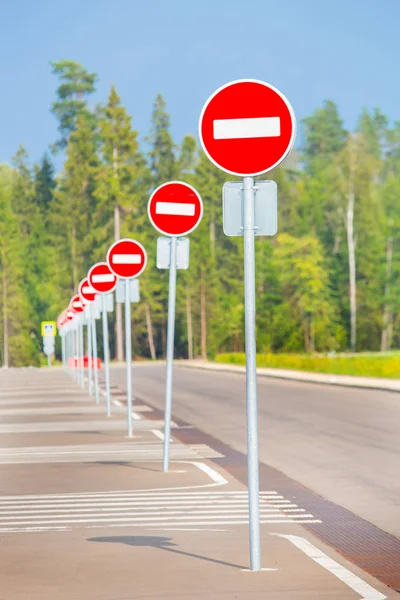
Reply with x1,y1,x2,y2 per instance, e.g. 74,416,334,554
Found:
186,288,193,360
145,302,156,360
2,264,8,368
346,189,357,352
381,235,393,352
114,203,124,362
200,271,207,359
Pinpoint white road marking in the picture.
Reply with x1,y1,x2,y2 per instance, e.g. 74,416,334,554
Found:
0,519,322,534
213,116,281,140
151,429,173,442
112,254,141,264
92,274,115,283
132,412,142,420
193,461,228,486
0,491,280,502
155,201,195,216
273,534,386,600
0,488,320,533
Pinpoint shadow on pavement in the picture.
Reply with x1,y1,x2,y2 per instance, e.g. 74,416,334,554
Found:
88,535,245,569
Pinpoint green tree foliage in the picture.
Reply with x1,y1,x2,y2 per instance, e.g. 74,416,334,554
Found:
1,61,400,366
0,166,36,366
50,60,97,150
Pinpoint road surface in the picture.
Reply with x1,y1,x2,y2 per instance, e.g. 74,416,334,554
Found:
111,362,400,539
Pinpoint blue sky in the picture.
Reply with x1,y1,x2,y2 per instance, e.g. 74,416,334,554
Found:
1,0,398,170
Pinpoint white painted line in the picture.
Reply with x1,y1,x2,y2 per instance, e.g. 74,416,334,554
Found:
112,254,141,264
213,116,281,140
113,399,123,407
0,508,313,520
0,499,283,510
273,535,387,600
0,519,322,533
155,202,195,216
132,412,142,421
0,513,320,526
92,274,115,283
82,285,96,294
151,429,173,442
0,490,278,502
192,461,228,486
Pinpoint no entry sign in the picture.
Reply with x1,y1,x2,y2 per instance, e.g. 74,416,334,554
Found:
70,295,84,313
199,79,296,177
148,181,203,237
107,238,147,279
88,262,118,294
79,278,96,304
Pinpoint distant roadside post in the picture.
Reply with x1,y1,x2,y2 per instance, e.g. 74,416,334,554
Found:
199,79,296,571
64,310,75,377
79,278,97,400
88,262,118,417
70,295,85,387
148,181,203,472
41,321,56,367
107,239,147,437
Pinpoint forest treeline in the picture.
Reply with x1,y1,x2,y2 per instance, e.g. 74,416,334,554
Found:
1,60,399,366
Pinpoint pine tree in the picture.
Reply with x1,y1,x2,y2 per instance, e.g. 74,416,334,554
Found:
49,114,99,296
148,94,177,186
34,154,56,212
94,85,148,360
0,166,36,366
50,59,97,150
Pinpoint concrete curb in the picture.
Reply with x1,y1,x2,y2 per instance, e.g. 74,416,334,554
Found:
175,360,400,393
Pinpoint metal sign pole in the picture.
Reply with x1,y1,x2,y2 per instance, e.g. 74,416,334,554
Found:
61,334,65,370
163,237,177,472
92,310,100,405
75,327,79,383
79,322,84,389
243,176,261,571
102,294,112,417
125,280,133,437
66,331,71,376
87,308,93,396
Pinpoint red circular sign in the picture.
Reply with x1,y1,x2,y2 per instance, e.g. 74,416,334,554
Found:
199,79,296,177
107,238,147,279
70,295,84,313
88,262,118,294
148,181,203,237
66,310,74,322
78,278,96,304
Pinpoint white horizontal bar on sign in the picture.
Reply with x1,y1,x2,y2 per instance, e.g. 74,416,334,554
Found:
92,274,115,283
82,285,96,294
72,302,81,308
155,202,195,216
213,116,281,140
112,254,141,264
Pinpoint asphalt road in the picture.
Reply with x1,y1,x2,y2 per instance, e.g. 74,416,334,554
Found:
111,363,400,540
